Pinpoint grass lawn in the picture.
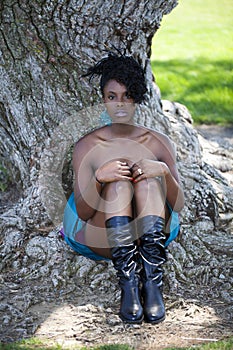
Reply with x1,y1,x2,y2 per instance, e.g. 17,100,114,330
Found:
0,337,232,350
151,0,233,125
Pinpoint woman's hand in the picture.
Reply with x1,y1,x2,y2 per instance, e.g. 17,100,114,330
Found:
95,160,133,184
131,159,169,183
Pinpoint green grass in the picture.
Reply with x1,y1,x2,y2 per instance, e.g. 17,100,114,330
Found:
151,0,233,125
0,338,134,350
165,337,233,349
1,338,233,350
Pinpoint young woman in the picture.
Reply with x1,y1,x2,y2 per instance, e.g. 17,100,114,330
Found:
62,53,184,324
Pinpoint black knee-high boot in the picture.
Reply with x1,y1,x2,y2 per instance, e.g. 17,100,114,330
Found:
138,215,166,324
105,216,143,324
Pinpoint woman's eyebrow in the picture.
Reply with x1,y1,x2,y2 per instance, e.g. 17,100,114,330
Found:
108,90,127,94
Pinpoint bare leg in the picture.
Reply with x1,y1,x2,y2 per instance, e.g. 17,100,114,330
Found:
75,180,133,258
75,179,166,258
133,178,165,219
134,178,171,234
75,210,112,258
103,180,133,220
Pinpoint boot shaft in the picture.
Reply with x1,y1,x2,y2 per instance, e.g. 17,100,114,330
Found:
138,215,166,286
105,216,139,279
105,215,143,323
105,216,137,248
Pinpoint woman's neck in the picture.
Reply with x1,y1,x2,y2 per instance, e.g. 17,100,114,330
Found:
109,122,137,137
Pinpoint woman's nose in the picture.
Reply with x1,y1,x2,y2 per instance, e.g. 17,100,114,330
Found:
116,97,124,105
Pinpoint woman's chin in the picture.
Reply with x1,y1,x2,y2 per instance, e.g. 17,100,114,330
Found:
111,115,133,124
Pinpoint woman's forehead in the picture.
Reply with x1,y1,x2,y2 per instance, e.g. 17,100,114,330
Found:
104,79,127,92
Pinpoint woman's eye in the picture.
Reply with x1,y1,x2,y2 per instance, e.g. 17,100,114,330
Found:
108,95,115,100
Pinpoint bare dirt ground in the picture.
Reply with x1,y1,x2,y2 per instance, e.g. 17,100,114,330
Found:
34,293,232,350
1,125,233,350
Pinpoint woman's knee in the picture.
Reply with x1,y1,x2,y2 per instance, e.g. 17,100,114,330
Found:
134,178,165,217
134,177,163,196
103,180,133,201
102,180,134,217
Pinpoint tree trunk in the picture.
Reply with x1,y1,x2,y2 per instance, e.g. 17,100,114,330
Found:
0,0,177,225
0,0,232,342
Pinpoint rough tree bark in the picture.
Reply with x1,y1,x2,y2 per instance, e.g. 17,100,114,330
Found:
0,0,232,343
0,0,177,224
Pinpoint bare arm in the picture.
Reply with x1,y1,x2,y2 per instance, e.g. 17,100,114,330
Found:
73,140,102,221
132,134,184,212
157,135,184,211
160,161,185,212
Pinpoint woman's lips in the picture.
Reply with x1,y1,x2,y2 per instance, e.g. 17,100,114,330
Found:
115,110,127,117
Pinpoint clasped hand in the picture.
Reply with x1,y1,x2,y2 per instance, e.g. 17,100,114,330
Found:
95,159,168,184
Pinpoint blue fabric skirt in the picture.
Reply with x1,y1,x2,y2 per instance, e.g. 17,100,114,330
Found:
61,192,180,261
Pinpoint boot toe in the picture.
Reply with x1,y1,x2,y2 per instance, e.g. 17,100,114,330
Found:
143,281,165,324
119,297,144,323
119,279,144,324
120,311,144,324
144,306,165,324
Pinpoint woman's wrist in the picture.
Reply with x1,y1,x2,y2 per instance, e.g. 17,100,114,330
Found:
95,171,104,185
95,176,103,185
161,162,170,177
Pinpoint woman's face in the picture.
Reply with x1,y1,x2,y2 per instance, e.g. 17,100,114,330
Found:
103,79,136,123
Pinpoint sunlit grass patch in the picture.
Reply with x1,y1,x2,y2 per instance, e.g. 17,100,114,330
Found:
1,337,233,350
151,0,233,125
0,338,134,350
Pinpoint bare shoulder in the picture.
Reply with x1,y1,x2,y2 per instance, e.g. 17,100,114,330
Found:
73,126,109,154
141,126,176,161
142,126,174,149
150,129,170,142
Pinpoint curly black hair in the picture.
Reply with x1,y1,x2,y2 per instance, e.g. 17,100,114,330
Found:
83,52,147,104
